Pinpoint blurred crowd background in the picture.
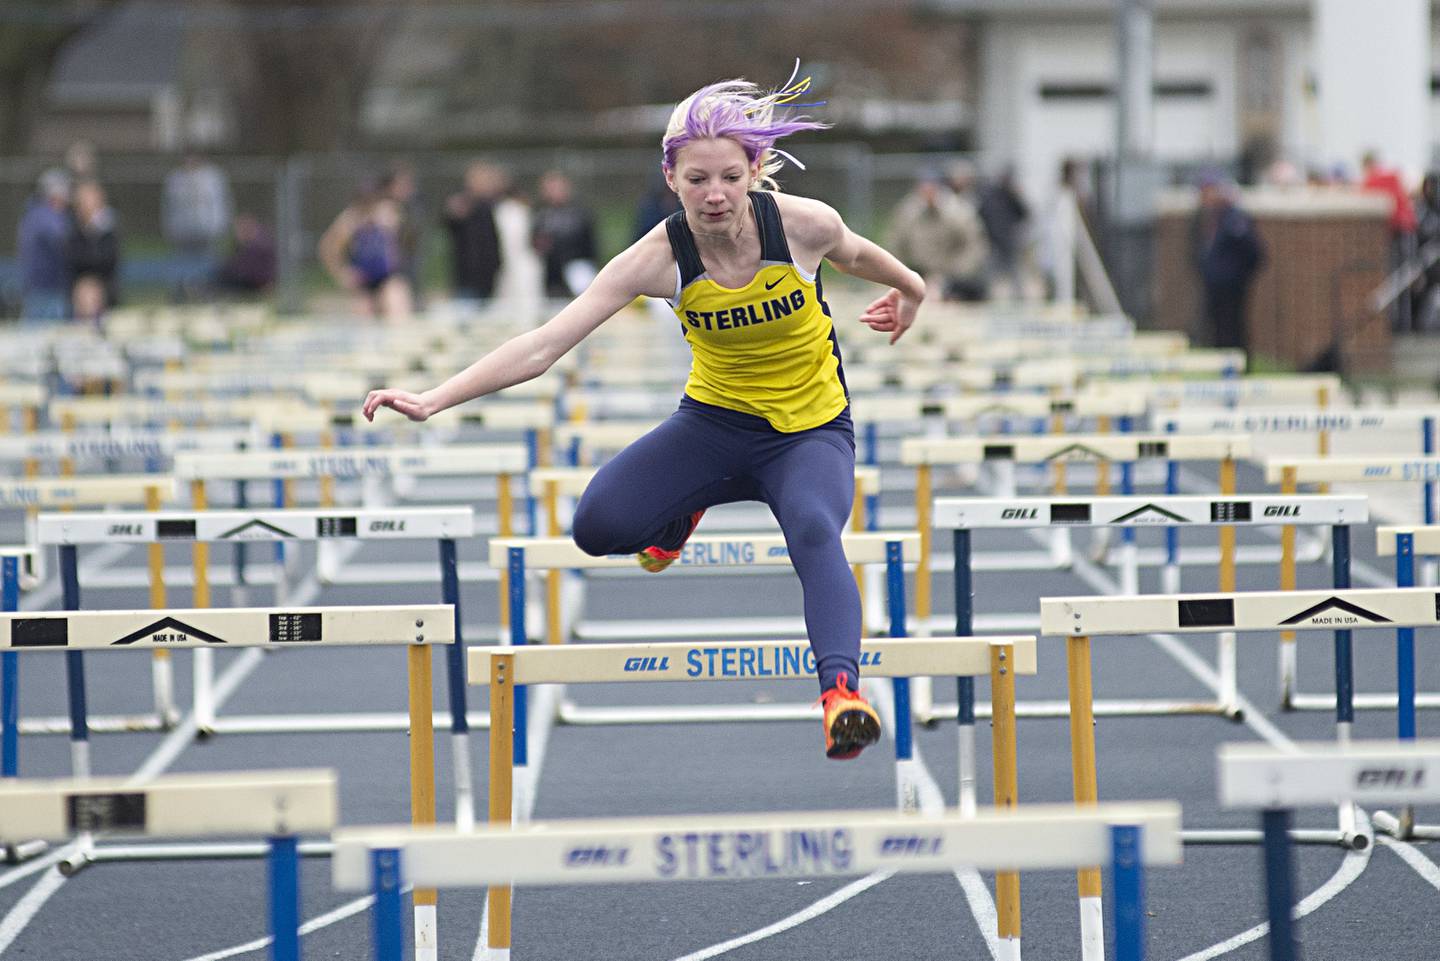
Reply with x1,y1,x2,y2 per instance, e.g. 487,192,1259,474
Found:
1,0,1435,378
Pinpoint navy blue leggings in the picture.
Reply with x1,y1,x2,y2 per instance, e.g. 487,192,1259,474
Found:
572,397,859,692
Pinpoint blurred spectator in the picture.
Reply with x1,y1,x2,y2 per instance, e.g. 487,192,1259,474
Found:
67,180,120,324
633,169,681,242
445,161,504,301
978,164,1031,301
532,170,597,297
1193,172,1264,350
319,182,412,321
1414,172,1440,331
492,171,544,316
1040,157,1085,305
884,168,989,303
162,152,233,300
1361,150,1419,331
16,168,72,323
381,162,425,308
216,213,277,296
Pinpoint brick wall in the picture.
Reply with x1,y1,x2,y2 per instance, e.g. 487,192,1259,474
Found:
1154,188,1392,373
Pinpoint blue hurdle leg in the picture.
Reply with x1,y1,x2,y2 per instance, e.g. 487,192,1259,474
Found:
2,556,18,778
1396,531,1417,739
267,836,301,961
508,548,529,770
1261,809,1299,961
952,528,977,814
885,540,914,808
1331,526,1354,738
60,545,90,778
1111,824,1146,961
440,538,474,828
370,848,404,961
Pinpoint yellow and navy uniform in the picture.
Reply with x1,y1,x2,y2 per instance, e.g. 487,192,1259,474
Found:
664,192,847,433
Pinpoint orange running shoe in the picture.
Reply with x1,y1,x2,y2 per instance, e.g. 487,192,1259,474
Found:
636,510,705,573
817,672,882,760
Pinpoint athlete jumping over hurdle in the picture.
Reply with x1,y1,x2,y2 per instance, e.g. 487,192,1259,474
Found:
363,66,924,759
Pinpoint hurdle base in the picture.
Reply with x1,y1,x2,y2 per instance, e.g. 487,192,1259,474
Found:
558,700,816,725
60,839,335,875
17,711,175,735
918,697,1240,723
201,710,492,735
1285,690,1440,713
1181,828,1352,847
1374,809,1440,841
3,840,49,864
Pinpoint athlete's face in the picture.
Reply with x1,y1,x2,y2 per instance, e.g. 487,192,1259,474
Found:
666,138,760,238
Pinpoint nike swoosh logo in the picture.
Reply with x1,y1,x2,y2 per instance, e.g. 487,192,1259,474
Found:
764,278,784,290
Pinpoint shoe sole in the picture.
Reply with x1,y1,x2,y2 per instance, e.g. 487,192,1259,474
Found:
826,708,882,760
636,552,677,573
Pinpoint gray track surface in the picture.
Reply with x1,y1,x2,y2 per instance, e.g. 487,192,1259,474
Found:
2,478,1439,961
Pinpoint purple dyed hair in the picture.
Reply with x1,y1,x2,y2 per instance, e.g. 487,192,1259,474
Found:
661,72,829,191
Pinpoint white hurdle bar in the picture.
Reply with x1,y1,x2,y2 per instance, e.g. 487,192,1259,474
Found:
336,802,1182,961
936,494,1367,722
491,531,921,726
0,769,337,961
30,508,475,829
1218,740,1440,961
1266,455,1440,710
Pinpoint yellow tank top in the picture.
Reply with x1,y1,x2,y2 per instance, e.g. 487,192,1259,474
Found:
664,192,848,433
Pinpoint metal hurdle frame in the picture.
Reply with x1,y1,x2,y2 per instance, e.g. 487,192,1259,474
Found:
1218,740,1440,961
1373,525,1440,840
0,605,451,958
336,801,1182,961
0,476,178,732
488,531,922,725
1036,587,1440,961
1265,455,1440,711
31,508,478,828
0,769,337,961
469,633,1036,960
903,434,1251,722
933,493,1367,721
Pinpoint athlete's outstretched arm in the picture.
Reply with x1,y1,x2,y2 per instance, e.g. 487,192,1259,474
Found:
363,234,673,421
787,198,924,344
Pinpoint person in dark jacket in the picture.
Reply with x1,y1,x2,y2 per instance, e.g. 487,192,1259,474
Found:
532,170,597,297
16,169,72,322
1193,172,1264,350
67,179,119,323
444,161,504,300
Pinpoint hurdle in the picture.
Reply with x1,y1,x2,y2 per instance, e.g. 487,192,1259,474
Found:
1218,740,1440,961
1036,587,1440,961
334,801,1182,961
934,494,1366,724
33,507,476,822
1265,455,1440,710
0,769,336,961
0,604,451,955
902,433,1252,721
1088,373,1343,411
488,531,923,722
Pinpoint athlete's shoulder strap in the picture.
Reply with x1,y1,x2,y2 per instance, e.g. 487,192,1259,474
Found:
749,191,794,265
664,211,707,290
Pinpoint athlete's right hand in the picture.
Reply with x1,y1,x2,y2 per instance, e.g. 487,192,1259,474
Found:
362,388,432,423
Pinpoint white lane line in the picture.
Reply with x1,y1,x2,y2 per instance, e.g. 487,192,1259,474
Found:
178,886,412,961
1377,834,1440,890
0,854,71,955
0,569,323,959
666,871,897,961
0,847,71,894
1173,812,1373,961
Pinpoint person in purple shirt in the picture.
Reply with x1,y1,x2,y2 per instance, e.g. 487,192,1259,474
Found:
16,169,71,323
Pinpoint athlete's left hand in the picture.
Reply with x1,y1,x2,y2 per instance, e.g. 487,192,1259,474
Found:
859,288,918,344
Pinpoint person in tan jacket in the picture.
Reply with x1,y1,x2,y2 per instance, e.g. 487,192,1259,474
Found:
885,168,989,301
